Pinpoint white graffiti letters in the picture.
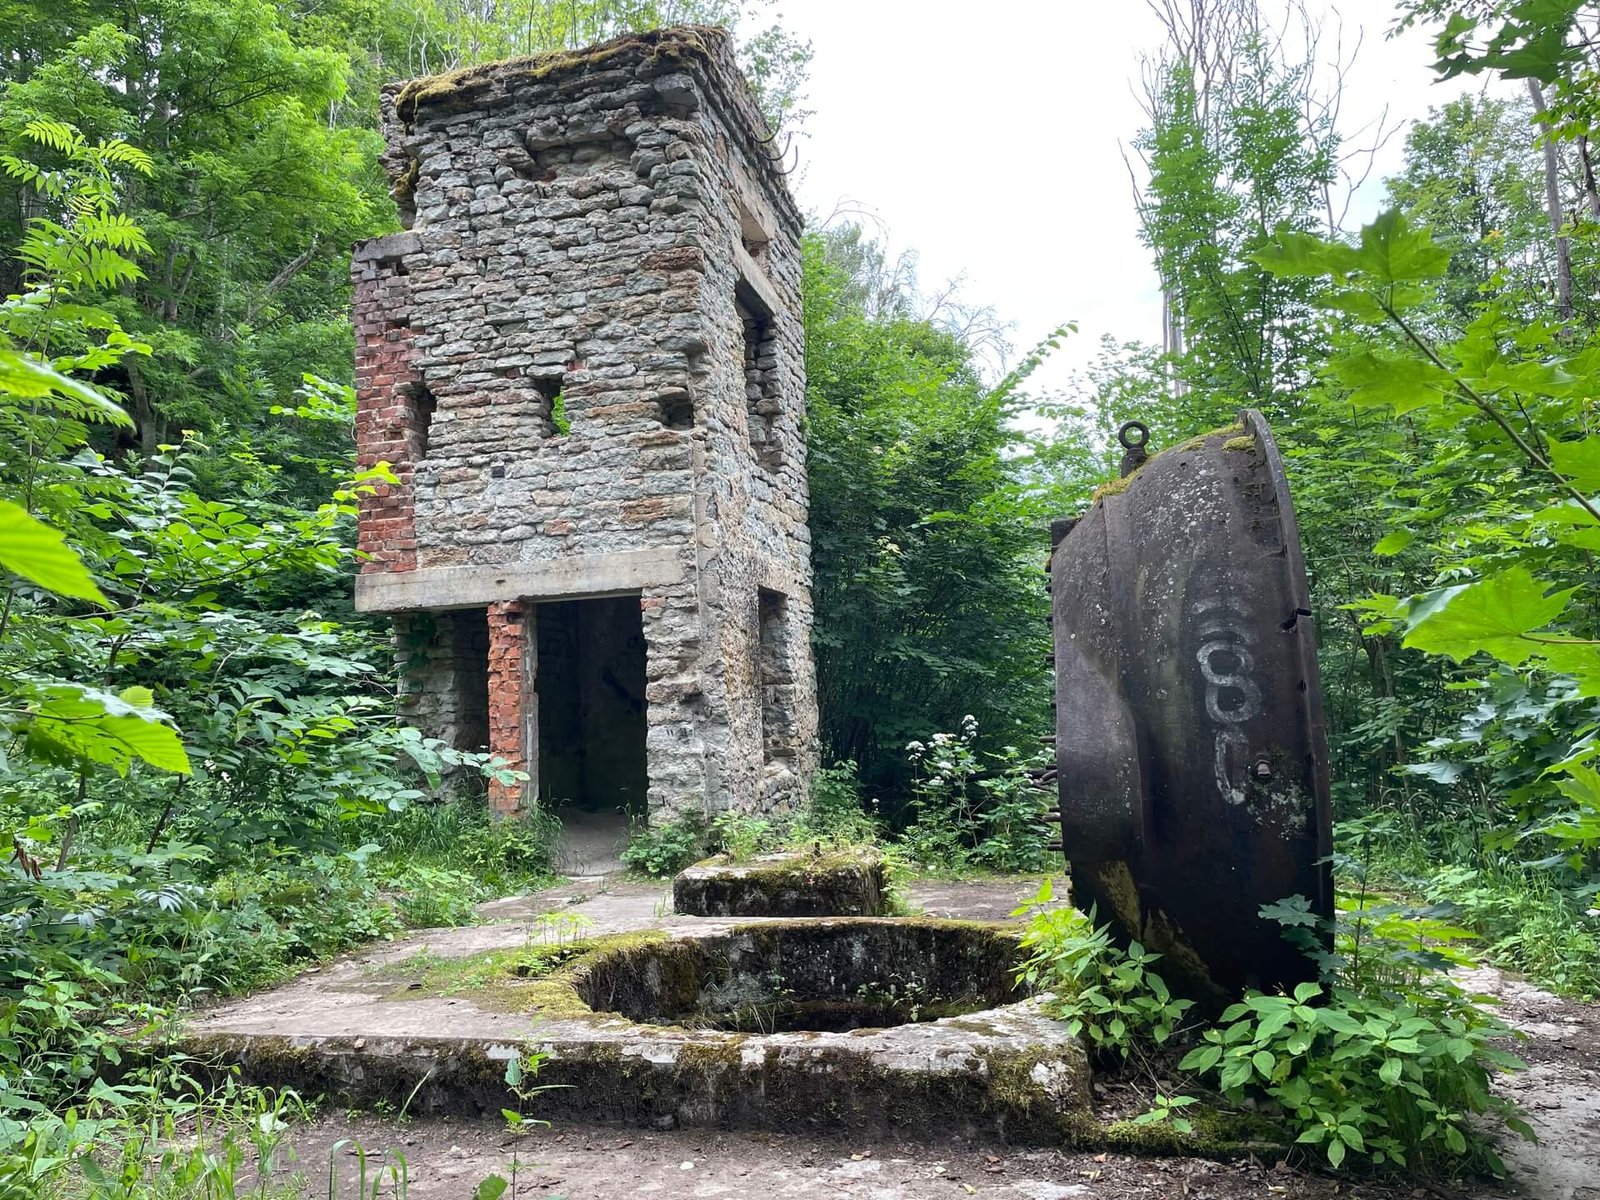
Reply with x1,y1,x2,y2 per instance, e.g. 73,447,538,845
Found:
1193,599,1262,805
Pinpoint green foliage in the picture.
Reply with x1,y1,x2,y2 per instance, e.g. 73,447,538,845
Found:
1014,880,1530,1174
901,718,1054,872
1254,207,1600,865
1179,975,1527,1173
1131,1092,1201,1135
365,799,560,896
619,813,706,877
803,227,1057,798
0,127,558,1163
1133,21,1336,416
788,759,885,846
0,499,107,603
1399,0,1600,139
1013,881,1194,1062
708,811,778,862
1,1075,309,1197
1345,811,1600,997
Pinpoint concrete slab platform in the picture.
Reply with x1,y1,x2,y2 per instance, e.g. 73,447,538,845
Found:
177,876,1087,1142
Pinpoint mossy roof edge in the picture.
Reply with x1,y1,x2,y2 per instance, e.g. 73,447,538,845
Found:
388,25,800,225
392,26,719,121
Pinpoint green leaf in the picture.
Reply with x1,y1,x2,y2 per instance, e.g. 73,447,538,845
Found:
1550,437,1600,492
1179,1044,1222,1073
1379,1057,1403,1086
1329,350,1452,414
476,1176,509,1200
1537,642,1600,696
1251,230,1360,279
0,348,132,426
1314,1008,1365,1035
23,683,190,775
1251,1050,1276,1078
1355,209,1452,284
1404,568,1574,666
1256,1008,1293,1041
1550,765,1600,831
1326,1136,1347,1169
0,500,108,604
1373,530,1414,556
98,715,191,774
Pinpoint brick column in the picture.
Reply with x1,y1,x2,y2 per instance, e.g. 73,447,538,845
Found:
353,232,425,574
486,600,530,815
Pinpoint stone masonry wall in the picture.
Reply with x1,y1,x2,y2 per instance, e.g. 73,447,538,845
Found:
355,27,818,818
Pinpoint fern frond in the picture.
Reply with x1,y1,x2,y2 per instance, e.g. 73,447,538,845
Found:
23,119,83,156
0,348,133,428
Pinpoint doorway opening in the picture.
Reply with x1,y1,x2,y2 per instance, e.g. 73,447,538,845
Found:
535,596,648,869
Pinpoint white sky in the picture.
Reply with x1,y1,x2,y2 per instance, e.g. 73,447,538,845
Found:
777,0,1488,396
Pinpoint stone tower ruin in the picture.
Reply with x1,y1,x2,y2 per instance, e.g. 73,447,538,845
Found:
351,27,817,828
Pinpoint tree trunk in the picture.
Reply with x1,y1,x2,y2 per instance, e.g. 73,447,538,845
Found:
126,358,161,453
1578,136,1600,220
1528,80,1575,321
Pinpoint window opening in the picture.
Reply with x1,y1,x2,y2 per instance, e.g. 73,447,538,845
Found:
757,588,795,764
737,285,782,472
411,383,437,462
531,375,566,436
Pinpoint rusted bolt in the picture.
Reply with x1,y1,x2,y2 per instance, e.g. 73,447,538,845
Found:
1251,756,1273,781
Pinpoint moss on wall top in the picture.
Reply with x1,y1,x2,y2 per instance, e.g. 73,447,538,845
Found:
394,26,725,124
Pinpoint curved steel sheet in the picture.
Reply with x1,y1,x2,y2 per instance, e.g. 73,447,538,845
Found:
1049,410,1332,1007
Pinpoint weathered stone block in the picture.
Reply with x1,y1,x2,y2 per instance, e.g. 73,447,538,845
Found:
673,850,890,917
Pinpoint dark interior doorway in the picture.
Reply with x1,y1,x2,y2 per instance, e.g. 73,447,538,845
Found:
535,595,648,818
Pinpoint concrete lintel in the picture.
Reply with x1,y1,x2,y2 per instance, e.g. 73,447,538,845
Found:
354,547,687,613
733,243,781,319
757,559,810,602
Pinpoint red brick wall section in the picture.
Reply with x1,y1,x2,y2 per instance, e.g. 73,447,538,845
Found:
353,232,425,574
486,600,529,814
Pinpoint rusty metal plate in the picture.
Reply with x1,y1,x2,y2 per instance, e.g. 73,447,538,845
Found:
1049,410,1332,1007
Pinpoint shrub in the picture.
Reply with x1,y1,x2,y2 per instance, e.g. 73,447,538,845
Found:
903,718,1054,872
708,812,778,862
1013,881,1193,1062
1179,975,1528,1173
789,759,884,846
620,814,705,877
379,863,484,929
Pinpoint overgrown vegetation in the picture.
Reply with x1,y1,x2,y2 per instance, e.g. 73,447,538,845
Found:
5,0,1600,1187
619,723,1054,878
1035,0,1600,1009
1015,878,1531,1176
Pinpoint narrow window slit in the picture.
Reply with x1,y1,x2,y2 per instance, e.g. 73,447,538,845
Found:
410,383,437,462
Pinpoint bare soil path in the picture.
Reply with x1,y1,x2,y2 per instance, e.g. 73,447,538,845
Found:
285,1115,1454,1200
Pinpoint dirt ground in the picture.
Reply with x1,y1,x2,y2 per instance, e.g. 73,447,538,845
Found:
217,875,1600,1200
284,1114,1483,1200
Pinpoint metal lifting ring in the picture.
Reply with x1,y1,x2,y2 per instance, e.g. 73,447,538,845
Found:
1118,420,1151,450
